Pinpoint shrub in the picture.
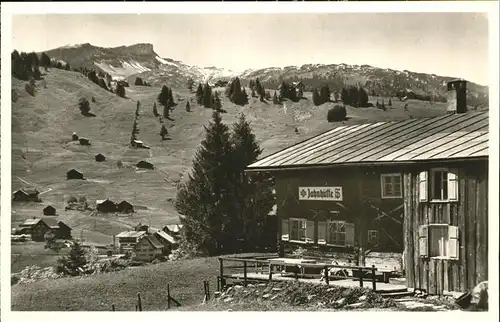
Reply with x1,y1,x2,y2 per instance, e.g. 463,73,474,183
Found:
91,96,96,103
78,97,91,115
327,105,347,122
25,83,36,96
67,196,78,204
12,89,19,102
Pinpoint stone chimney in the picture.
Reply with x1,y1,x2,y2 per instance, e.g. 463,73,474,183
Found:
446,80,467,114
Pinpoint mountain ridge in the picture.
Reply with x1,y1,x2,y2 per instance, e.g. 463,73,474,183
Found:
42,42,489,107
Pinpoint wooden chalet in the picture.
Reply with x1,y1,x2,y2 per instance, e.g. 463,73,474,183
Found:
13,188,40,202
43,205,57,216
135,235,165,262
117,200,134,213
95,153,106,162
17,218,72,241
67,169,84,180
79,137,91,146
96,199,117,213
155,230,178,254
245,80,488,295
136,160,154,170
116,230,147,253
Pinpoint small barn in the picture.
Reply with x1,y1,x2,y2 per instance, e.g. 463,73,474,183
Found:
117,200,134,213
136,160,154,170
72,132,79,141
96,199,117,213
67,169,84,180
52,220,72,239
13,188,40,202
163,224,183,236
95,153,106,162
131,140,144,148
43,205,57,216
135,235,165,262
79,137,91,146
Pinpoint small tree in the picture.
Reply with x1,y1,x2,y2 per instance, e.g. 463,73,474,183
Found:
196,83,204,104
187,78,195,92
388,97,392,107
327,105,347,122
40,52,51,71
78,97,91,115
135,77,144,86
312,88,321,106
186,101,191,112
158,85,171,118
153,102,159,117
116,82,126,98
56,241,87,276
160,124,169,140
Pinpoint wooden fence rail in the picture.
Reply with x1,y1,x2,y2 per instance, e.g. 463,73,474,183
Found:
218,257,379,291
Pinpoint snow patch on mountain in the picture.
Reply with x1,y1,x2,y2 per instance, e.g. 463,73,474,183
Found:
94,59,151,79
156,56,179,67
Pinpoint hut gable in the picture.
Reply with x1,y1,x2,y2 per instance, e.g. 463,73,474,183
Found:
117,200,134,213
136,160,154,170
95,153,106,162
43,205,57,216
66,169,84,180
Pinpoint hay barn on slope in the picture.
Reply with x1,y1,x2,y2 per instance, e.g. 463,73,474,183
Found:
245,80,488,295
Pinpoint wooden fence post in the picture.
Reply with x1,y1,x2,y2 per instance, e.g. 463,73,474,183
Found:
112,304,115,311
217,276,220,292
243,261,248,287
219,257,224,290
359,268,364,288
324,265,329,285
137,292,142,311
206,280,210,300
371,265,377,291
268,263,273,281
167,284,171,309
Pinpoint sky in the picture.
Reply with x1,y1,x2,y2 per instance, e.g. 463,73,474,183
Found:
11,13,489,85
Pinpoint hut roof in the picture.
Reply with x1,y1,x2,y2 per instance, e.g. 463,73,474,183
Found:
247,112,488,171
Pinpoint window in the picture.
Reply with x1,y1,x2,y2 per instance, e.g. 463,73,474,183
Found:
367,230,379,245
418,224,459,260
327,221,346,245
381,173,402,198
282,218,314,243
419,169,458,202
432,170,448,200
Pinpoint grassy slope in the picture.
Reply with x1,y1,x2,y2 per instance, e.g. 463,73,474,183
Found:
12,69,449,245
12,256,219,311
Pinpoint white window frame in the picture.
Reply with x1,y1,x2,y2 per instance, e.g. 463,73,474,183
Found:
419,223,459,260
428,224,449,259
289,218,308,243
326,220,347,247
380,173,403,199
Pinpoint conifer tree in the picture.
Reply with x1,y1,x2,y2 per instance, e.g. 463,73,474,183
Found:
196,83,204,104
229,114,274,251
272,91,279,104
158,85,171,118
116,82,126,98
213,91,222,111
388,97,392,107
160,124,169,141
175,109,233,255
40,52,51,71
153,102,159,117
167,87,175,108
56,241,87,276
312,88,321,106
186,101,191,112
202,82,213,109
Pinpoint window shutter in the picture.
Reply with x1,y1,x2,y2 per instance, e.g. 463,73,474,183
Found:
419,171,428,202
317,221,326,244
418,224,429,257
448,225,459,260
281,219,289,241
306,220,315,243
447,170,459,201
345,223,355,247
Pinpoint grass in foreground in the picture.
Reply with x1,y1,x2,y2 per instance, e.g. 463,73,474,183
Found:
12,256,220,311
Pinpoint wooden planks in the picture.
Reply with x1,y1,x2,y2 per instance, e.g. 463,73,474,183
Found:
475,171,488,283
459,175,467,291
467,176,477,290
404,172,415,289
